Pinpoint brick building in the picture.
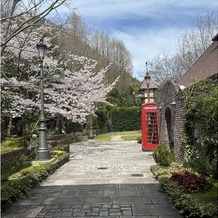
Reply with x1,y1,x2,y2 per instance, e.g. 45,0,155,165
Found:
158,34,218,162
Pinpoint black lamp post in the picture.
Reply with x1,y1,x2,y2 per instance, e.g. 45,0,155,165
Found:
144,72,151,102
36,39,50,160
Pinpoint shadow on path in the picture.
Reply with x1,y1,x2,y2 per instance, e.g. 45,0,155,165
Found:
2,183,183,217
2,140,183,217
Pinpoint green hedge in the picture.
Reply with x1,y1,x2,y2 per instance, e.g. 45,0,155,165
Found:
1,151,69,211
111,106,140,132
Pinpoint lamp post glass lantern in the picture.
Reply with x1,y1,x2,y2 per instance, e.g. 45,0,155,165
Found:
36,38,47,59
144,73,151,102
36,39,50,160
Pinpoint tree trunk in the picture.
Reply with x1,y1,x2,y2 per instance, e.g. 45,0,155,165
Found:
7,114,13,137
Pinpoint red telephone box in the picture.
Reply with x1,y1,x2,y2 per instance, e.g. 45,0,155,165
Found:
141,102,159,151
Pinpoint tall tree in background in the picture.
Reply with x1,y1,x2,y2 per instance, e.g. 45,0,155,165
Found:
57,11,136,93
149,12,218,85
176,12,217,73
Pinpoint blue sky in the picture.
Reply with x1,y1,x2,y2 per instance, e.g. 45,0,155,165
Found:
55,0,217,80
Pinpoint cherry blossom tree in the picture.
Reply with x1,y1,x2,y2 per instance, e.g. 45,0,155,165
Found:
1,24,119,136
1,5,120,138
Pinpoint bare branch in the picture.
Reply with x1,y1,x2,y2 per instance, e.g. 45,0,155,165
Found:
1,0,67,54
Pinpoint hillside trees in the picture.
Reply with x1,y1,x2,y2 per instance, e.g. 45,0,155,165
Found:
148,12,218,85
54,11,137,93
89,32,134,92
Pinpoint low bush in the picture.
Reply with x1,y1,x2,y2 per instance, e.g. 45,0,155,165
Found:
1,150,69,211
160,178,217,217
153,142,175,166
171,170,211,193
152,163,183,180
153,166,217,217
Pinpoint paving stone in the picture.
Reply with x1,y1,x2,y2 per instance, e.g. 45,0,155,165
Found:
104,189,140,197
102,204,112,209
111,204,120,208
82,196,112,204
100,211,109,216
150,194,170,203
109,211,122,216
73,212,86,216
132,204,184,216
71,204,82,209
122,210,133,215
92,207,101,212
113,196,152,204
73,208,81,212
109,208,120,212
43,196,82,205
86,212,99,216
82,204,91,209
14,196,47,206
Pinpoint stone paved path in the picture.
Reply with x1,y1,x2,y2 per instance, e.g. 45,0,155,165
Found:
2,139,183,218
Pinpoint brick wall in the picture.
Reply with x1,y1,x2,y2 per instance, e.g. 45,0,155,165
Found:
1,148,28,168
158,80,185,162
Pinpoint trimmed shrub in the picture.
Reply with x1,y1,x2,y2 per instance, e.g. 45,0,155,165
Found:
111,106,140,132
153,142,175,166
152,166,217,217
160,178,217,217
171,170,211,193
1,151,69,210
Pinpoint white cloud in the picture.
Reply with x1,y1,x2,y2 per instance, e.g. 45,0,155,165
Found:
71,0,217,18
112,27,183,79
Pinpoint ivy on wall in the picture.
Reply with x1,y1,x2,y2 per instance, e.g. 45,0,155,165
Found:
183,79,218,178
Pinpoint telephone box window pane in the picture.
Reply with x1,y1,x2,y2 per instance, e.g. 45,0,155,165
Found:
146,112,158,144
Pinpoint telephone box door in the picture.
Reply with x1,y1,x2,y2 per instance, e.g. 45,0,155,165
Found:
141,102,159,151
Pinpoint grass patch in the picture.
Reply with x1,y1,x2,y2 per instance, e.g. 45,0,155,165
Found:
110,131,140,135
95,131,141,141
121,134,141,141
1,138,24,154
193,181,218,204
95,133,111,141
